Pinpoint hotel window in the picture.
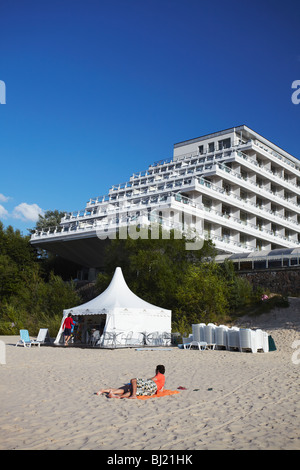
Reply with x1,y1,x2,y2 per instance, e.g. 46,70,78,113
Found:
241,169,248,180
257,177,263,188
240,211,248,224
222,204,231,217
204,222,211,237
218,138,231,150
256,197,263,207
208,142,215,153
257,218,263,230
256,239,263,250
202,196,212,209
198,145,204,155
222,227,230,239
223,182,231,194
240,234,248,247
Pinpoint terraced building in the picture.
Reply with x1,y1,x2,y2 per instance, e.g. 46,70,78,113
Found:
30,125,300,280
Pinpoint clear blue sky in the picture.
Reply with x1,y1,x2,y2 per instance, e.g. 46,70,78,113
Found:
1,0,300,234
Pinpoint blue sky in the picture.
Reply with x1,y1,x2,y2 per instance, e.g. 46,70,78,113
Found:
1,0,300,234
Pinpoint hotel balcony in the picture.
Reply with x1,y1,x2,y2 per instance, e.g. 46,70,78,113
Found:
30,125,300,269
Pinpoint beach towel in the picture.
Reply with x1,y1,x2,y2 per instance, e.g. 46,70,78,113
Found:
268,335,277,351
137,389,180,400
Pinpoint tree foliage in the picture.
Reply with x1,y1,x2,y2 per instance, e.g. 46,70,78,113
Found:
0,222,81,336
97,229,258,330
0,218,260,339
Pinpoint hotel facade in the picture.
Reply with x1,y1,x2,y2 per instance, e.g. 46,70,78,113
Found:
31,125,300,278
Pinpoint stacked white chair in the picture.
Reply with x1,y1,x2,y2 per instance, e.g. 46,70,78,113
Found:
227,327,240,351
204,323,216,349
262,331,269,352
204,324,213,343
239,328,257,353
215,325,228,350
187,323,269,353
192,324,206,342
182,334,193,349
255,329,269,353
192,324,201,343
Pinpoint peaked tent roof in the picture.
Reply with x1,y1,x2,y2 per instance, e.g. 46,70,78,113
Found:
64,267,171,315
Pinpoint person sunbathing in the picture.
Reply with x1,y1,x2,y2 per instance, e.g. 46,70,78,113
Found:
96,365,165,399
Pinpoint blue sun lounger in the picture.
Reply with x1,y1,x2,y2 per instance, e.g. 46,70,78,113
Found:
15,330,40,348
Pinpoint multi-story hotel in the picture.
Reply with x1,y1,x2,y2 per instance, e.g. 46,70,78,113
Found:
30,125,300,279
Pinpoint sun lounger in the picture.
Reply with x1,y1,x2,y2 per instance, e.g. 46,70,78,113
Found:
227,327,240,351
215,325,228,350
255,329,269,353
36,328,51,344
186,341,207,350
15,330,40,348
192,323,206,342
239,328,257,353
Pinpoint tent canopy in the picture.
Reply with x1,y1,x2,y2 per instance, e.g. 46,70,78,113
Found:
54,267,171,347
64,266,170,315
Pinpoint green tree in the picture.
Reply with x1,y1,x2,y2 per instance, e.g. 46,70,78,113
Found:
0,220,82,336
29,209,65,233
174,263,229,324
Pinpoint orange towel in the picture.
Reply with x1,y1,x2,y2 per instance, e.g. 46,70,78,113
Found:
137,389,180,400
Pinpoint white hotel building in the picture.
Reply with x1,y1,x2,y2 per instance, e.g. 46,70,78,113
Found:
31,125,300,277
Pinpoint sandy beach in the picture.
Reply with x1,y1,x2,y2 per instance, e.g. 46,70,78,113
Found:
0,298,299,451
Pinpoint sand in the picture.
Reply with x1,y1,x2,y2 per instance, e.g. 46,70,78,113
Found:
0,298,299,451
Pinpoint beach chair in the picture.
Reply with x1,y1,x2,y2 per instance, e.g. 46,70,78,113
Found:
204,324,216,350
255,329,269,353
36,328,51,344
227,327,240,351
215,325,228,350
146,331,161,346
186,341,207,350
90,330,101,347
161,332,171,346
239,328,257,353
15,330,40,348
182,335,193,349
120,331,134,346
192,323,205,342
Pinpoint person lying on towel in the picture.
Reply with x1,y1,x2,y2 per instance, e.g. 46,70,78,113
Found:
96,365,165,399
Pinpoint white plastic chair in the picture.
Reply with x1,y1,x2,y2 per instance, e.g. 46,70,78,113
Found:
182,335,193,348
227,327,240,351
120,331,134,346
15,330,40,348
255,329,269,352
146,331,161,346
186,341,207,350
161,332,171,346
215,325,228,350
204,324,216,349
129,333,144,346
36,328,51,344
192,324,199,342
90,330,101,347
239,328,257,353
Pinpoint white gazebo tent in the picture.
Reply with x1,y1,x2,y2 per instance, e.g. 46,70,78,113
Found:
54,267,172,347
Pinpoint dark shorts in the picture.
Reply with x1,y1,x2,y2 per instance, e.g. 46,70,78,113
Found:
64,328,71,336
